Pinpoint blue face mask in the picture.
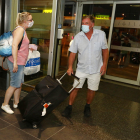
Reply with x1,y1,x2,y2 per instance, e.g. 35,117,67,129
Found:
81,25,90,33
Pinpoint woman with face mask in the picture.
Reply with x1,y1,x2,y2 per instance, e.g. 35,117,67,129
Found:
1,12,35,114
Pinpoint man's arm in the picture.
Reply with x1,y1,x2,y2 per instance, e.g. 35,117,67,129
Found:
67,52,76,76
100,48,109,76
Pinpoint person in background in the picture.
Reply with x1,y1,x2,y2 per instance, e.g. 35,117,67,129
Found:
110,31,121,61
118,37,131,67
1,12,35,114
67,36,74,56
61,15,109,117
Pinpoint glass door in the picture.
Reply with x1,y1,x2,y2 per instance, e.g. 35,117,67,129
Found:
55,2,113,77
106,3,140,85
0,0,8,90
55,1,78,77
80,2,140,85
19,0,55,92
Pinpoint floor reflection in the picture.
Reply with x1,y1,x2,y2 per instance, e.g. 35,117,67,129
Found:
107,58,139,80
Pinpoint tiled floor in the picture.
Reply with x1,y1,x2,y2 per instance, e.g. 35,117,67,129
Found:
1,80,140,140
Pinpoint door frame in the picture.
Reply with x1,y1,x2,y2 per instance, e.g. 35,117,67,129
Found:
6,0,58,88
76,1,140,85
47,0,58,75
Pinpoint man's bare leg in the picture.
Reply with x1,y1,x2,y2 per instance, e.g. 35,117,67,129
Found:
62,88,80,117
86,89,95,104
69,88,80,105
84,89,96,117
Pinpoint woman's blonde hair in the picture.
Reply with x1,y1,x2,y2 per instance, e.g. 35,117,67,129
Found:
16,12,31,26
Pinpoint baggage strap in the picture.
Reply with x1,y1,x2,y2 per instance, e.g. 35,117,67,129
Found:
22,83,43,99
22,83,46,105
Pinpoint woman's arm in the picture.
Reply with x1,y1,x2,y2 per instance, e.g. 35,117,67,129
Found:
12,27,24,72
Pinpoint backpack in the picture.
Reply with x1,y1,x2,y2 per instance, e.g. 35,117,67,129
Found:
0,26,25,57
0,26,25,70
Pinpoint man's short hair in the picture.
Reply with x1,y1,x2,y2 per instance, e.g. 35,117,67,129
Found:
82,15,94,23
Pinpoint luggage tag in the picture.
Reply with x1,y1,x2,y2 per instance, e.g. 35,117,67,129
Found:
41,102,51,116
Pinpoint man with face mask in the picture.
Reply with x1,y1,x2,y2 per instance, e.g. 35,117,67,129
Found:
61,15,109,117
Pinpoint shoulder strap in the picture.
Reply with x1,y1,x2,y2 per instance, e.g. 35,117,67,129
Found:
13,26,25,36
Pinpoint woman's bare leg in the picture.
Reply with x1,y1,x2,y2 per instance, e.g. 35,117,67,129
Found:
14,86,22,105
3,86,16,106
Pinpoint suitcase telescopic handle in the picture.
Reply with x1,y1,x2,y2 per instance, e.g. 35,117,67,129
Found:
71,73,80,81
57,72,80,93
57,72,79,83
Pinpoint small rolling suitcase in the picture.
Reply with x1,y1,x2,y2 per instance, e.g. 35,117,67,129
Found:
18,73,79,129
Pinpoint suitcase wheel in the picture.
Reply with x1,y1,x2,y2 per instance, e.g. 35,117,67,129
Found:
33,124,38,129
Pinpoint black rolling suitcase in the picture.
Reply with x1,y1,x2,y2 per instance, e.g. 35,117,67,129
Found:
18,73,79,129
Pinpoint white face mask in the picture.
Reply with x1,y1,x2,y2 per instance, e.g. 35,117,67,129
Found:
81,25,90,33
28,21,34,27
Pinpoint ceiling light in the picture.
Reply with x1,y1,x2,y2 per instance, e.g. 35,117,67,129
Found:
130,5,140,7
31,8,38,9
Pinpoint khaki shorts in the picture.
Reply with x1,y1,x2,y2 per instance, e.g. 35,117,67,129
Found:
73,71,101,91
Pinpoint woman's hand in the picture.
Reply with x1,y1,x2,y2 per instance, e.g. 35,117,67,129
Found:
29,48,34,52
29,44,38,51
13,63,18,73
